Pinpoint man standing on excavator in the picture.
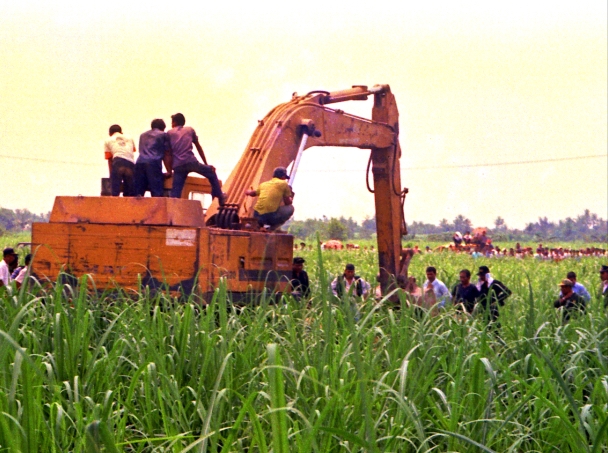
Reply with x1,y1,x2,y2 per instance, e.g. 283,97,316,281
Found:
245,167,294,231
104,124,136,197
135,118,172,197
167,113,226,204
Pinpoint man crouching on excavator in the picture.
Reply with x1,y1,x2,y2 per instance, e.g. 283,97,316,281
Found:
245,167,294,231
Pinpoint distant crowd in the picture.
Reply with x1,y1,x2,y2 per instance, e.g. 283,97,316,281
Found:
294,234,607,261
1,245,607,326
419,242,606,260
444,230,607,259
289,252,608,327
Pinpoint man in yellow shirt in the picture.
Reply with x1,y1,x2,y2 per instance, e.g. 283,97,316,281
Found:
245,167,294,230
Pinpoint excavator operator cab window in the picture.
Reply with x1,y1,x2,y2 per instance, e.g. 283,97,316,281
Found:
189,192,212,213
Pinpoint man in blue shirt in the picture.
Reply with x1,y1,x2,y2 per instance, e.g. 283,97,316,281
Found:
135,119,172,197
167,113,226,204
560,271,591,302
422,266,451,308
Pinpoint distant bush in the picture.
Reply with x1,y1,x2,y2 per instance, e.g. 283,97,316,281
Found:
0,207,50,232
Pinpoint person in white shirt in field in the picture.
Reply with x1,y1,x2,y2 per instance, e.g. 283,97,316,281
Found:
0,247,18,288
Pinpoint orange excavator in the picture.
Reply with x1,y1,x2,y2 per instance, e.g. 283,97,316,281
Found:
31,84,407,299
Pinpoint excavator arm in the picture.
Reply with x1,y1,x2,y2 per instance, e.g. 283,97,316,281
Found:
206,85,408,293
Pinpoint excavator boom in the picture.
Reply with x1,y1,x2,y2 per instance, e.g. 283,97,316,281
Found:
208,84,407,292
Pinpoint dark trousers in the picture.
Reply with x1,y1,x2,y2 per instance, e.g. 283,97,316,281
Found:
254,205,294,228
111,158,135,196
480,302,501,329
171,162,222,198
134,161,164,197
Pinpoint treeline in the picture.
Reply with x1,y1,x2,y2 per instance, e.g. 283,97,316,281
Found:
287,216,377,241
2,205,606,243
0,208,50,234
288,209,608,242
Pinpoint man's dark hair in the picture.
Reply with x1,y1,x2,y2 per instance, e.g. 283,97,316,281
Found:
478,265,490,275
24,254,32,265
151,119,166,131
272,167,288,179
460,269,471,278
566,271,576,279
171,113,186,126
109,124,122,135
3,247,16,257
345,263,355,271
426,266,437,273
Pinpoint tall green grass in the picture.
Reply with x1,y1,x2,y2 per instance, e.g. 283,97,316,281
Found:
0,247,606,452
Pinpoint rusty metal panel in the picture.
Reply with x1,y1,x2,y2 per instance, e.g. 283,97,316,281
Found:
50,197,205,227
204,230,293,293
208,231,252,292
31,223,70,282
274,233,294,272
207,230,252,291
33,223,202,292
146,226,200,293
226,234,251,292
33,219,295,296
273,233,294,292
209,232,229,289
64,224,152,288
246,232,293,291
197,228,211,293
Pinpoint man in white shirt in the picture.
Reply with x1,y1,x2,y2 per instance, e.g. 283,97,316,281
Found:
422,266,451,308
331,263,370,322
104,124,137,196
331,264,371,299
0,247,18,287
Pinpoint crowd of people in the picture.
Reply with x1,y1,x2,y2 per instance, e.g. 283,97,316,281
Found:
2,243,607,323
289,256,608,326
104,114,227,205
417,235,607,261
105,117,296,231
0,248,32,290
296,238,606,262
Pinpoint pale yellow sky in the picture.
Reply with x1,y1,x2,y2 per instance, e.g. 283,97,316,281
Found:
1,1,606,229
